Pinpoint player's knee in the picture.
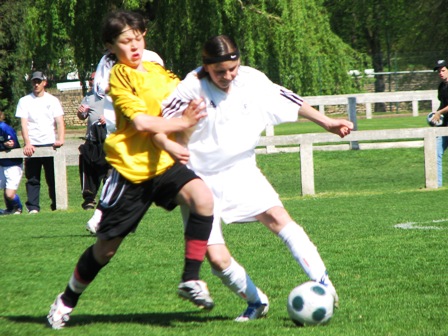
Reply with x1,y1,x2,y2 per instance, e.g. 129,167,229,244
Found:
208,254,231,272
194,190,213,216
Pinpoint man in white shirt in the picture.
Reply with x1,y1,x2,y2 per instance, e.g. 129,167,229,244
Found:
15,71,65,213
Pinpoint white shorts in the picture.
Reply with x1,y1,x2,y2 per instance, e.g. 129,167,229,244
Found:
0,164,23,190
183,159,283,245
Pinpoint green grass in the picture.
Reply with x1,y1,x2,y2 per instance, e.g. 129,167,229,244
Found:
1,147,448,335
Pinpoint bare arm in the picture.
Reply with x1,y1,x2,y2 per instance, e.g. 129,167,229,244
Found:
153,133,190,164
299,101,353,138
133,98,206,133
53,115,65,148
20,117,35,156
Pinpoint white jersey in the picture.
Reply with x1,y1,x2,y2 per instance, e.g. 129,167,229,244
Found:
162,66,301,175
15,92,64,145
163,66,303,239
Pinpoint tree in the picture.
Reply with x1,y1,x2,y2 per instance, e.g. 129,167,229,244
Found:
149,0,361,95
324,0,409,110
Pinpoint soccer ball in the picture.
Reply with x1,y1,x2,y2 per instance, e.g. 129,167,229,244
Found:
427,112,445,127
287,281,334,326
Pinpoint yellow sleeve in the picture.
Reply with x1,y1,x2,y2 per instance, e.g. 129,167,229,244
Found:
109,64,146,121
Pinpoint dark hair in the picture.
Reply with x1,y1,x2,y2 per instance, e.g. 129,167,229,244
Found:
198,35,240,79
101,10,147,45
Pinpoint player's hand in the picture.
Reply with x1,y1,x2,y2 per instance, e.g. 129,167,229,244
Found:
23,144,35,157
53,141,64,149
164,140,190,164
98,115,107,125
431,112,441,122
327,119,354,138
3,140,14,149
181,98,207,128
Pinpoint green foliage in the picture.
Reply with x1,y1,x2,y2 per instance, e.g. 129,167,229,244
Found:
149,0,361,95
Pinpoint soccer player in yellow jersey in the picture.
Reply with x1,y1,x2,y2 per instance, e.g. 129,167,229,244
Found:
47,10,214,329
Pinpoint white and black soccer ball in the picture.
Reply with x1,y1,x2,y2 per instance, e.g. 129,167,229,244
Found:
287,281,334,326
427,112,445,127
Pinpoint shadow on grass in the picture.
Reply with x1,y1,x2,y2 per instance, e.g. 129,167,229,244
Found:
31,234,95,239
5,311,229,328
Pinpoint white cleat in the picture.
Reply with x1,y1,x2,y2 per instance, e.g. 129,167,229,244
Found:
177,280,214,310
320,279,339,308
235,291,269,322
47,293,73,330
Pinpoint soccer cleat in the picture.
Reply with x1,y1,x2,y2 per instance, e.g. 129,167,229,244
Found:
29,209,39,214
47,293,73,330
319,279,339,308
85,209,102,234
234,291,269,322
177,280,214,310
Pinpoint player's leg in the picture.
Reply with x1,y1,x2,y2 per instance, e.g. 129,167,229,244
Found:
207,243,269,321
0,164,22,214
256,207,338,305
47,238,124,329
24,157,42,212
42,156,56,210
175,176,214,310
48,170,149,329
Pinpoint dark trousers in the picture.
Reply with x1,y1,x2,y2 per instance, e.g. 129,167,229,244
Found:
78,150,110,207
24,156,56,211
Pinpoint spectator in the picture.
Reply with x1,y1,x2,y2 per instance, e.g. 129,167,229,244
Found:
431,60,448,187
0,111,23,215
77,72,110,210
15,71,65,213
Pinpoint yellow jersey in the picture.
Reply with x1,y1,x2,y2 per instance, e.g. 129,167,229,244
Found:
105,61,180,183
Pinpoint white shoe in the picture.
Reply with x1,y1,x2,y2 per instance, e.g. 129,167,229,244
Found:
177,280,214,310
86,209,102,234
235,290,269,322
319,278,339,308
29,209,39,214
47,293,73,330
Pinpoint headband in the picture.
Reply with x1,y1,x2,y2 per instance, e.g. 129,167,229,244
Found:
202,50,240,64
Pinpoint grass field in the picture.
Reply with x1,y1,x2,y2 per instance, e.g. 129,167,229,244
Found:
1,143,448,335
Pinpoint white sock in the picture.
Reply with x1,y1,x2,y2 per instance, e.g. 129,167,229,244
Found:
211,258,261,304
278,221,327,281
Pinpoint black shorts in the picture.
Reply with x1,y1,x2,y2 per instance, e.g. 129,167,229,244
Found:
96,162,199,240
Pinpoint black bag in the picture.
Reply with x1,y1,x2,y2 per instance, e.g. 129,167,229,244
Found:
78,123,108,166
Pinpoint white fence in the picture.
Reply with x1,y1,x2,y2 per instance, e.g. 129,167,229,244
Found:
1,126,447,209
258,127,448,196
303,90,438,118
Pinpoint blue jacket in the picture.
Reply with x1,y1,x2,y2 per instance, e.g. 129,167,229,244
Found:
0,121,23,167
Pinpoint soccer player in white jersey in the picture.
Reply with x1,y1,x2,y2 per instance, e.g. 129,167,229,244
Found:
158,35,353,322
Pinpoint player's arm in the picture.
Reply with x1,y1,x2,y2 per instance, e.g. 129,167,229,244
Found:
54,115,65,148
153,133,190,164
133,98,206,133
299,101,353,138
20,117,35,156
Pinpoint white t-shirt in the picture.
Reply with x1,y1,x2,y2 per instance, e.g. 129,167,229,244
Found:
15,92,64,145
162,65,301,175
